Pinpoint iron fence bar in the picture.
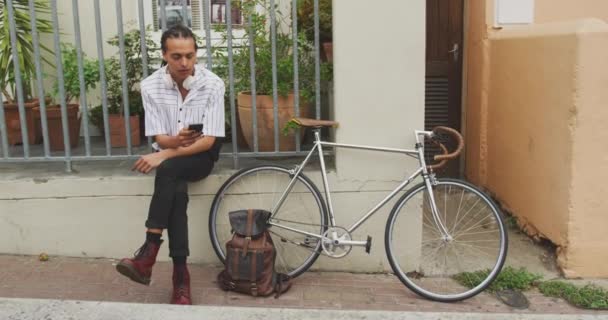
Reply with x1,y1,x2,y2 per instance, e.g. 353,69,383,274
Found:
138,0,152,148
160,0,168,31
72,0,91,156
226,0,238,168
313,0,321,119
50,0,73,172
6,0,30,158
116,0,133,155
94,0,112,156
0,92,8,158
248,12,258,153
292,0,300,151
29,0,50,157
269,0,279,152
202,0,213,70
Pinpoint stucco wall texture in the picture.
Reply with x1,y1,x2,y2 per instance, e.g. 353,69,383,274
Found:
464,1,608,277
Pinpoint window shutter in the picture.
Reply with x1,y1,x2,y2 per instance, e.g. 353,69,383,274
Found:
192,0,201,30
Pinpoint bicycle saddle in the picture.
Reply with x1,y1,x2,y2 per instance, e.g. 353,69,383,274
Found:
291,117,339,128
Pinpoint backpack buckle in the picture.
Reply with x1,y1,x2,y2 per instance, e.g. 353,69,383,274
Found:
251,282,258,296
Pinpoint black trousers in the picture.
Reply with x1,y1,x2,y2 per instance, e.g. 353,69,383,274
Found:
145,151,214,257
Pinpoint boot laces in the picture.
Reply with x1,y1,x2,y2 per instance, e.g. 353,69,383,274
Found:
133,242,150,258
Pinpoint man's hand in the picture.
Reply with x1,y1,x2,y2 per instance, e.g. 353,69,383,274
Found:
177,128,202,147
132,152,168,174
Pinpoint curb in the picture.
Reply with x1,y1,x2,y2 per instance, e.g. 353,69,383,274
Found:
1,298,606,320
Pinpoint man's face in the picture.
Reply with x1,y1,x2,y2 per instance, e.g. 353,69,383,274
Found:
162,37,197,84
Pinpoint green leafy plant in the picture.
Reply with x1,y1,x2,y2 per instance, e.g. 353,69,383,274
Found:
52,43,99,105
90,26,158,130
281,118,301,136
212,0,329,103
539,281,608,310
452,266,543,292
297,0,332,44
0,0,54,102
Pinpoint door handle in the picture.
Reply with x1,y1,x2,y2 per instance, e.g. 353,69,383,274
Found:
448,43,459,62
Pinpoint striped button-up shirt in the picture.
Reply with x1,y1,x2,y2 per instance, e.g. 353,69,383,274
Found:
140,64,225,150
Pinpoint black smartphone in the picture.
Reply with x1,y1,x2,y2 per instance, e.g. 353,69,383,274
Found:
188,123,204,132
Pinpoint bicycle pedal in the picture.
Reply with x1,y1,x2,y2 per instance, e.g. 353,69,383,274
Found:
365,236,372,254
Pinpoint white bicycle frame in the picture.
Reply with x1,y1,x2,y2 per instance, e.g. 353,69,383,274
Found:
267,129,454,250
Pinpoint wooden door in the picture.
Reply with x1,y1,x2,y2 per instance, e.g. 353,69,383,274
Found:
425,0,464,177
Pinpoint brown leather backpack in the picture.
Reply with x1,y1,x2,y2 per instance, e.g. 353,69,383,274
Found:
217,209,291,297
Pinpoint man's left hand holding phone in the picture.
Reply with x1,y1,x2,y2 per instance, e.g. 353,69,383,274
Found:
132,123,204,174
178,123,203,147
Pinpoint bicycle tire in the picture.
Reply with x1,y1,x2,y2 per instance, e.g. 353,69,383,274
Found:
385,178,508,302
209,165,328,278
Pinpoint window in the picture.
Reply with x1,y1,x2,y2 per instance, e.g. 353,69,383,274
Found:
153,0,193,30
211,0,243,25
151,0,242,32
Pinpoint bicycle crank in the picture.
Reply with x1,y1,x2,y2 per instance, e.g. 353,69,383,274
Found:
321,227,373,258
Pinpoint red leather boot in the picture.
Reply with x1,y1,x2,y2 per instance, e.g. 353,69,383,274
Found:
115,240,162,285
171,264,192,305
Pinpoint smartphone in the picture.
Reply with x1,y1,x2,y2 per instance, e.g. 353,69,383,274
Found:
188,123,204,132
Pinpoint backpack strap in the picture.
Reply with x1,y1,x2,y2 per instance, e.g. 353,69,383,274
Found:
250,250,257,281
246,209,254,236
274,274,291,298
232,249,240,280
242,209,254,257
250,251,258,296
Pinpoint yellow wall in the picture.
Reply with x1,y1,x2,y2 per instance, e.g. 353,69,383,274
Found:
464,1,608,277
535,0,608,23
463,0,488,184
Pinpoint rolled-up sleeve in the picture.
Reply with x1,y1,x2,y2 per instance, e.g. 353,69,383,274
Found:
202,82,225,137
142,90,167,137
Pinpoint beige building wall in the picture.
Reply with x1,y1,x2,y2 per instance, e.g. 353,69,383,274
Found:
464,0,608,277
334,0,425,180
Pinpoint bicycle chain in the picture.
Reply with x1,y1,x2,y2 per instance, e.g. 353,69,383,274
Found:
268,227,337,258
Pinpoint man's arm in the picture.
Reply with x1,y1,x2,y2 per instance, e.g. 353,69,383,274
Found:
132,135,216,174
154,128,202,150
160,135,215,158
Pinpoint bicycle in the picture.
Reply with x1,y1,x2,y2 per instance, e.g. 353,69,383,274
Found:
209,118,508,302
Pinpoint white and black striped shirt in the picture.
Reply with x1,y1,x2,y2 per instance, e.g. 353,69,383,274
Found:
140,64,225,150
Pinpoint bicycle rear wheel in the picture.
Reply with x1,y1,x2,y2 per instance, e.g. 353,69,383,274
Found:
385,178,507,302
209,165,327,278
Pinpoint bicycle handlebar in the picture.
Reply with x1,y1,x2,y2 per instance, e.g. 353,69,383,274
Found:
426,126,464,171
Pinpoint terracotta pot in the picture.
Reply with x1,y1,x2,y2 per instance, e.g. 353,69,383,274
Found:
3,100,39,146
45,104,81,151
109,114,141,147
237,92,311,152
322,42,333,63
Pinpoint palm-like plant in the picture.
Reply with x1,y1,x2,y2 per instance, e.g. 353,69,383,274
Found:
0,0,54,103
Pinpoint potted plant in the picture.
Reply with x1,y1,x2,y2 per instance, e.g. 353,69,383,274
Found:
213,0,328,152
0,0,54,145
45,43,99,151
89,27,157,147
297,0,332,62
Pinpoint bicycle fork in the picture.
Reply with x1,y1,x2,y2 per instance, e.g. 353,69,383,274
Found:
416,141,453,241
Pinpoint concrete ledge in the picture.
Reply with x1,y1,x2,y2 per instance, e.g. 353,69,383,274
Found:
0,160,422,271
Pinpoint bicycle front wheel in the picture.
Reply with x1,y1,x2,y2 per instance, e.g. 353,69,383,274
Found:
209,165,328,278
385,178,508,302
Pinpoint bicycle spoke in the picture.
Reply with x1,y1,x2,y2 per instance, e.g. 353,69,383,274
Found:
210,166,327,279
386,180,507,302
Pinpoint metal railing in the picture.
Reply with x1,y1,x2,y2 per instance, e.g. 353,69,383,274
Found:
0,0,329,171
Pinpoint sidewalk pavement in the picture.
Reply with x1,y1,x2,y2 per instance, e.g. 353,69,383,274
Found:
0,255,606,319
